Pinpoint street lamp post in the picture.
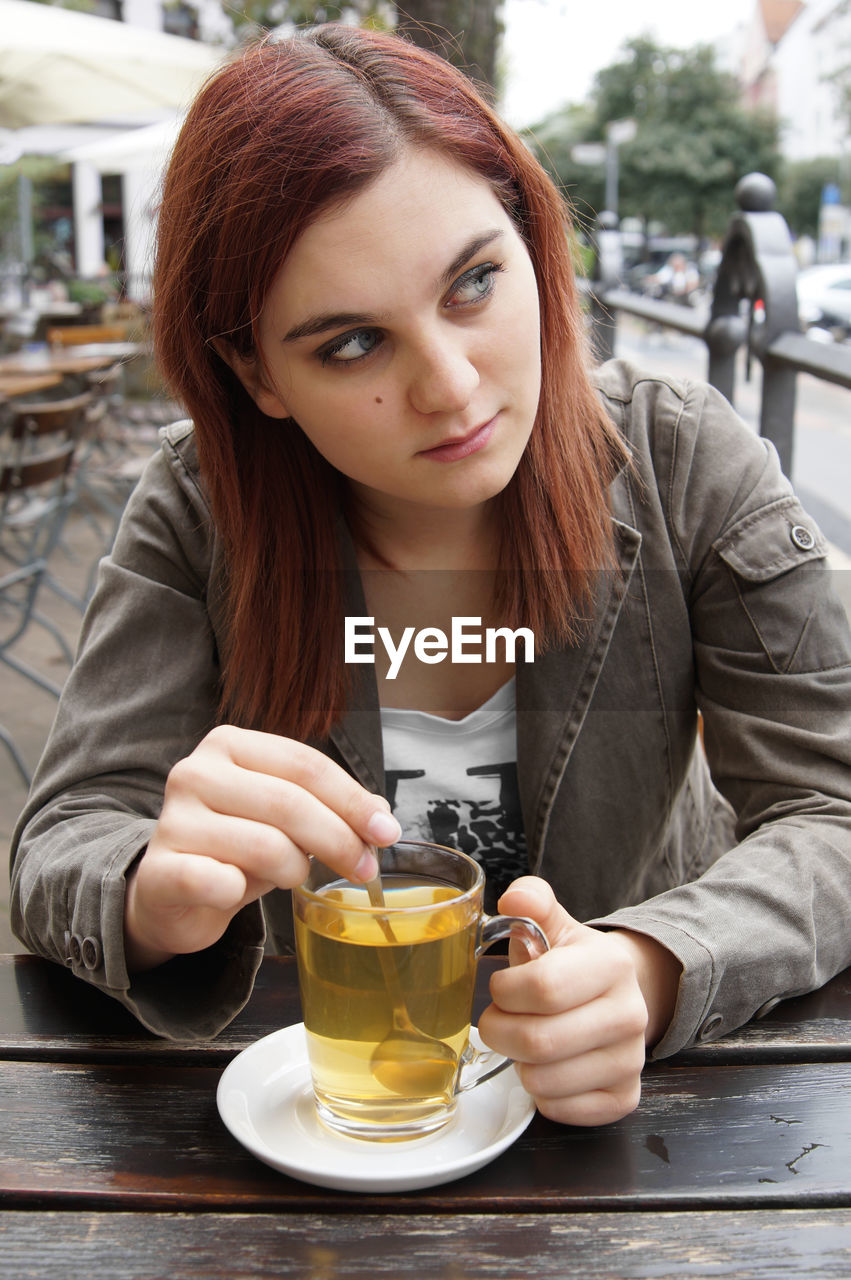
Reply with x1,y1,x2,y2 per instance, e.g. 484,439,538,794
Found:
604,118,637,217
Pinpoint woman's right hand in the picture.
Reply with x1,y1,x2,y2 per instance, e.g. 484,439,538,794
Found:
123,725,401,971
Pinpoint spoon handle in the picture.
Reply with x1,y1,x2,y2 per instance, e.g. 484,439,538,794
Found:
364,866,386,909
365,866,401,946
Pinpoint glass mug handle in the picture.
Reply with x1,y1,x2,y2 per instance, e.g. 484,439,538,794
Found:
456,913,550,1094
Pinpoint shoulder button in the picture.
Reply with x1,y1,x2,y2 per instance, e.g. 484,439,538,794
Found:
790,524,815,551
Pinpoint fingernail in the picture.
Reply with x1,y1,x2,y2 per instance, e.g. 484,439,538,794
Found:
353,848,379,882
366,810,402,846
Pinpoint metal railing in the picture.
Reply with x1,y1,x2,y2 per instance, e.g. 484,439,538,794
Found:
586,174,851,478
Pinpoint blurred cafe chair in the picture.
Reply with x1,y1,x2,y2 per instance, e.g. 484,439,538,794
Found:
6,393,92,458
0,439,80,783
0,720,30,786
69,369,157,600
5,392,94,611
7,377,163,612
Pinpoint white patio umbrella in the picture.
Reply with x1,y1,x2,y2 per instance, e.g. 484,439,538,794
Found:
62,115,184,174
0,0,222,129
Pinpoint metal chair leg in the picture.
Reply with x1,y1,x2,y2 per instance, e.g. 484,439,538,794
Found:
0,722,31,787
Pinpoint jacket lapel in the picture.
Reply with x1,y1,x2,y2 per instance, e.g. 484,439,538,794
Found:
328,524,385,794
517,518,642,872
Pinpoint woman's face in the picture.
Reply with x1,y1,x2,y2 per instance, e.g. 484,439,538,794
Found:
243,147,542,524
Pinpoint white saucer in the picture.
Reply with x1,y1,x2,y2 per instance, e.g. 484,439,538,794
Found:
217,1022,535,1193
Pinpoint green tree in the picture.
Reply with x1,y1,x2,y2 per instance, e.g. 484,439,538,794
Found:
776,156,848,239
521,103,603,237
526,37,780,241
0,157,67,275
394,0,502,97
223,0,501,91
223,0,391,38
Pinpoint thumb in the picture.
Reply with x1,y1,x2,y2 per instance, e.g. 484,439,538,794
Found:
497,875,582,952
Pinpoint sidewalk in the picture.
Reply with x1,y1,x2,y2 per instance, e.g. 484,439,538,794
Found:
2,448,851,954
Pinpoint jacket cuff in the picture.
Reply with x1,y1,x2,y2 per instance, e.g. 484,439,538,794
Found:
58,829,265,1040
123,907,266,1041
588,911,718,1057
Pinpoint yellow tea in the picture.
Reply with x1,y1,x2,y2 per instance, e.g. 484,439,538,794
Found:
294,874,480,1136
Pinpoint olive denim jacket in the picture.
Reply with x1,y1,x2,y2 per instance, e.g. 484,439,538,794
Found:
10,361,851,1056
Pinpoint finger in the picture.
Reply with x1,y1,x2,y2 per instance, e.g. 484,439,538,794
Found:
177,727,402,879
211,727,400,842
157,786,326,888
169,814,311,890
139,847,260,914
489,937,625,1016
516,1036,647,1102
497,876,583,950
481,984,647,1063
529,1079,643,1127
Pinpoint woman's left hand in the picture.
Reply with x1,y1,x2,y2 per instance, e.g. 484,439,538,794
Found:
477,877,681,1126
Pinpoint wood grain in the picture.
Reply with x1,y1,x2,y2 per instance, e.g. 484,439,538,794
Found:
2,956,849,1064
1,1058,848,1211
1,1210,849,1279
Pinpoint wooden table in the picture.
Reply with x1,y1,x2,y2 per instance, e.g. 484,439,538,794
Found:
0,372,63,399
1,954,849,1278
0,343,143,379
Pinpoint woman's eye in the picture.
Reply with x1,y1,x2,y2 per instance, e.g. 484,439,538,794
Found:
448,262,503,306
320,328,382,365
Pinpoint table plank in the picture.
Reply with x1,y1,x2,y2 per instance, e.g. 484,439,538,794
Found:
2,955,850,1063
0,345,142,377
0,372,63,398
1,1058,848,1211
1,1210,849,1279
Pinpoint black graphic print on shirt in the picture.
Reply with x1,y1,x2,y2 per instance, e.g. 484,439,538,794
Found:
386,761,528,912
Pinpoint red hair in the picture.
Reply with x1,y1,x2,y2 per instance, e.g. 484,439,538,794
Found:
153,24,626,740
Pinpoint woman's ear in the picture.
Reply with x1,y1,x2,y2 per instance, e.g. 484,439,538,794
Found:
211,339,290,419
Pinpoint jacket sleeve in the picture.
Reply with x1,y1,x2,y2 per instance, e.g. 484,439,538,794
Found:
9,425,265,1040
592,377,851,1057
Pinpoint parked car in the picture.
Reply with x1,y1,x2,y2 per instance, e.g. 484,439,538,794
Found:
796,264,851,340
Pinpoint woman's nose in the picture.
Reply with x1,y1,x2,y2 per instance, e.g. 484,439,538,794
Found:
406,333,480,415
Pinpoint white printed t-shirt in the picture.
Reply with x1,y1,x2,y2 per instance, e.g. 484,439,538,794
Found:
380,678,528,911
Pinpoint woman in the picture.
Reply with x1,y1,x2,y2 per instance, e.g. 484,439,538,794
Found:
11,24,851,1128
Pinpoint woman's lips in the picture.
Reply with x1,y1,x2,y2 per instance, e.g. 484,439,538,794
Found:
419,416,497,463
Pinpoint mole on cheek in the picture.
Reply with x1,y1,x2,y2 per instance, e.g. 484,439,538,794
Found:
375,396,383,404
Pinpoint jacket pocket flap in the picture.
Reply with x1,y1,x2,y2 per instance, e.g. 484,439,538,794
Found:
713,497,826,582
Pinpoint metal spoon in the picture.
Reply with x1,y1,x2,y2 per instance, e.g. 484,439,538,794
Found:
364,869,458,1098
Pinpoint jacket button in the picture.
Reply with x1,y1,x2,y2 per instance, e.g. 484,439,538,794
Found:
754,996,782,1019
68,934,82,966
81,937,101,970
697,1013,724,1041
790,524,815,550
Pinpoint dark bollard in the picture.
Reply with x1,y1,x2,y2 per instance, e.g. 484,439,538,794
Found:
710,173,800,476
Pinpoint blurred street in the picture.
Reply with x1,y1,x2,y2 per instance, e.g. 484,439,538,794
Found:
614,316,851,559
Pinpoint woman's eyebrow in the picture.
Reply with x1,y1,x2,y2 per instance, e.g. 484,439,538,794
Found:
284,309,377,343
438,229,505,291
282,227,506,344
